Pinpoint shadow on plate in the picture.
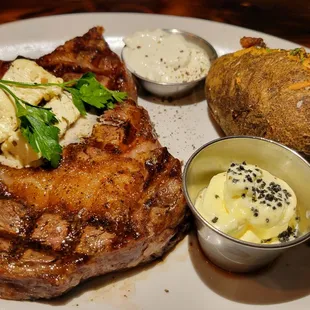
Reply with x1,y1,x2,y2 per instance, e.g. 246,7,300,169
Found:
138,81,206,106
188,230,310,305
207,107,225,138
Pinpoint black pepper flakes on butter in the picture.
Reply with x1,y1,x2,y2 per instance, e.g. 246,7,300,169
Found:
246,175,253,182
212,217,218,223
258,193,265,199
278,226,294,242
265,193,274,201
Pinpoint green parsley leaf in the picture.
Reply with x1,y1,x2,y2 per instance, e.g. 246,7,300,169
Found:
19,111,61,168
111,90,127,102
72,72,127,110
290,48,301,56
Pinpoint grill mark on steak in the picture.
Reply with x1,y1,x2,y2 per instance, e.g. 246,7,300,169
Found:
0,200,33,239
122,121,137,145
144,147,170,189
0,27,188,300
0,183,12,198
31,214,69,251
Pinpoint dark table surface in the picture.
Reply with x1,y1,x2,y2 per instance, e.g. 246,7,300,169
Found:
0,0,309,47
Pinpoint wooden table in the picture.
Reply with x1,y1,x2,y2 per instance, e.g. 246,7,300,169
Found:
0,0,309,47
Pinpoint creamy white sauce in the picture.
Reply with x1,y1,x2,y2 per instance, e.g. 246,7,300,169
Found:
123,29,210,83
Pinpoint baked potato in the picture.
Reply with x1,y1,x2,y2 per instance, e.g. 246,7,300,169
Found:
205,38,310,156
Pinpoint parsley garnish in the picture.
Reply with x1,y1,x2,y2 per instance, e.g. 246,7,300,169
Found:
65,73,127,115
0,73,127,167
290,48,301,56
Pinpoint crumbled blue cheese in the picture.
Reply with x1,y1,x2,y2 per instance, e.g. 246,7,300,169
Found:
0,90,18,143
0,59,63,145
2,58,62,105
45,92,80,137
0,59,85,168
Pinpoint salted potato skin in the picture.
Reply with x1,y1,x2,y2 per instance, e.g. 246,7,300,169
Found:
205,47,310,156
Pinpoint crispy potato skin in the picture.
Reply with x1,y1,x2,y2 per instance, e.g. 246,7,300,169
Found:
205,47,310,156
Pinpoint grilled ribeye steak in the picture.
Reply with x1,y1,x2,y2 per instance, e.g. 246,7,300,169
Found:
37,26,137,101
0,28,188,300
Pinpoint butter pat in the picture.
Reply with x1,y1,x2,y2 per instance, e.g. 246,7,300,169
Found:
195,162,299,244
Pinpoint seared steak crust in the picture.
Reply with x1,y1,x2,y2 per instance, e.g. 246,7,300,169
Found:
37,27,137,101
0,28,188,300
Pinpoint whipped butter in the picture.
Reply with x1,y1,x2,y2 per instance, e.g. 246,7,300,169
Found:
123,29,210,83
195,162,299,244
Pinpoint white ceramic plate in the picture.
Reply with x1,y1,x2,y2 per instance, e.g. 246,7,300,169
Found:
0,13,309,310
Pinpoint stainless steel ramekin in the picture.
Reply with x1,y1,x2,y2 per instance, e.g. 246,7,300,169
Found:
121,28,218,98
183,136,310,273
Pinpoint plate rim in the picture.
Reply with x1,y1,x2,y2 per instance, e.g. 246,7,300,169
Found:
0,12,306,49
0,12,309,310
